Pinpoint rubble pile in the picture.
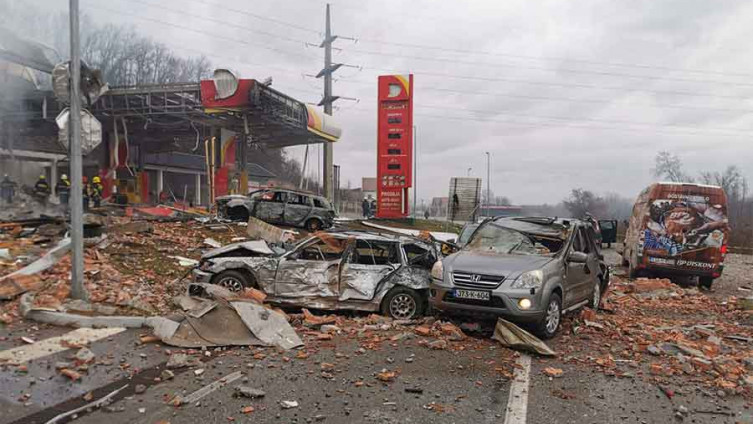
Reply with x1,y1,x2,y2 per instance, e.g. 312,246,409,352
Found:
560,276,753,397
0,219,243,324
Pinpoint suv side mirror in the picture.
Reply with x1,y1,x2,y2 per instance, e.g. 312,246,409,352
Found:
568,251,588,263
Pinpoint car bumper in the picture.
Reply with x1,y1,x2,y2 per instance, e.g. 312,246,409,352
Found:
429,279,545,323
192,269,214,284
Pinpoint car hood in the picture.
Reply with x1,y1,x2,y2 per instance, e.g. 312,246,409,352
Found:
444,250,555,280
202,240,276,259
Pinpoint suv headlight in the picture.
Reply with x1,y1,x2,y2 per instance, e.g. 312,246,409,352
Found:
431,260,443,280
511,270,543,289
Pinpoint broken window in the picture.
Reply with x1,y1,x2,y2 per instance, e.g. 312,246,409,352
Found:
265,191,286,203
348,240,400,266
402,243,436,269
287,194,310,205
313,197,330,209
295,238,344,261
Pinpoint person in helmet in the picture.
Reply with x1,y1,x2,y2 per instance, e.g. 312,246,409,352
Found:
56,174,71,206
33,174,50,204
91,176,103,208
0,174,16,204
82,176,90,212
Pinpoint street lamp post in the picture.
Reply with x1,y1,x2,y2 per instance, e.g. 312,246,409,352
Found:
485,151,491,210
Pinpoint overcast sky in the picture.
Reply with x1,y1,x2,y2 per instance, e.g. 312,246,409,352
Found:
35,0,753,204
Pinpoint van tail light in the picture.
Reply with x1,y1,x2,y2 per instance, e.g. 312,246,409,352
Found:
720,244,728,255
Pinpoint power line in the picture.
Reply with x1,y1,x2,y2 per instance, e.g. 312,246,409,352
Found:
337,67,753,100
352,38,753,79
82,1,320,62
337,47,753,88
338,107,752,138
125,0,315,46
332,77,753,114
175,0,321,34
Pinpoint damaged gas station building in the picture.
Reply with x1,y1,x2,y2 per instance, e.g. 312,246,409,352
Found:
0,30,341,206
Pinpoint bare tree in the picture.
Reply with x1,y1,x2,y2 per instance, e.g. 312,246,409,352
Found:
563,188,607,218
653,151,692,182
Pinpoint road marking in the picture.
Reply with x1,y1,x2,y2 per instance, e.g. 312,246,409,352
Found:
181,371,244,405
503,354,531,424
0,327,125,364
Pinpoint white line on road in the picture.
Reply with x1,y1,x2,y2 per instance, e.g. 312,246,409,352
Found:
503,354,532,424
0,327,126,364
181,371,244,405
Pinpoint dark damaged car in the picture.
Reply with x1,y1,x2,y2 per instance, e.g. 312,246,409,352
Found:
216,189,336,231
430,217,609,338
193,231,438,319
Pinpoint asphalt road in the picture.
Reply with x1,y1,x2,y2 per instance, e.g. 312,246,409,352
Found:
1,248,753,423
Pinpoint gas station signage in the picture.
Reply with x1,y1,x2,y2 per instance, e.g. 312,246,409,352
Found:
376,74,413,218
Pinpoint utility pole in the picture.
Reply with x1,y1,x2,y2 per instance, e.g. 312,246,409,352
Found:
485,151,491,210
318,4,339,201
69,0,87,300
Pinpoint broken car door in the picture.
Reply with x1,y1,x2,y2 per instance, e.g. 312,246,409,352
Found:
339,239,400,301
564,226,596,305
284,193,314,226
274,236,344,299
255,191,286,224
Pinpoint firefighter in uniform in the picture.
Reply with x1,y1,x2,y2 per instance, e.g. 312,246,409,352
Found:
56,174,71,206
0,174,16,204
82,176,90,212
91,176,104,208
33,175,51,204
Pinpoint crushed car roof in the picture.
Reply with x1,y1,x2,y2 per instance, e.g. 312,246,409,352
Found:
491,217,577,240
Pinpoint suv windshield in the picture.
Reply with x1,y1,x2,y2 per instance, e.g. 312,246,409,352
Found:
465,222,566,255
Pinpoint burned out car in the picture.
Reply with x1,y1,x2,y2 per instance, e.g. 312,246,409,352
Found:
216,189,336,231
193,231,438,319
430,217,609,338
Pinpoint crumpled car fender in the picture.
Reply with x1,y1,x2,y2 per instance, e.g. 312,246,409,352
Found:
225,198,253,210
205,257,277,292
370,266,431,305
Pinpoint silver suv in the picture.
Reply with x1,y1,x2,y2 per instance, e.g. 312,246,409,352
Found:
216,189,336,231
429,217,609,338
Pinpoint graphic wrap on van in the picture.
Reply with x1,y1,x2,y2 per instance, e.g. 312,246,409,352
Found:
641,194,728,269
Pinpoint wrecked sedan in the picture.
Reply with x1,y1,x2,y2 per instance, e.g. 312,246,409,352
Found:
430,217,609,338
215,189,336,231
193,231,437,319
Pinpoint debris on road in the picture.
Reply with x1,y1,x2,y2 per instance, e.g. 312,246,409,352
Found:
492,318,557,356
235,386,266,399
280,400,299,409
543,367,564,378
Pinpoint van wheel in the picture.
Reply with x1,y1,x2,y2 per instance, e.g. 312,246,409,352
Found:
699,276,713,290
305,218,323,232
381,287,425,320
628,251,639,279
212,270,253,292
535,293,562,339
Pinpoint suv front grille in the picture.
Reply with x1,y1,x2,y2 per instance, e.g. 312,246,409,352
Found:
452,271,505,289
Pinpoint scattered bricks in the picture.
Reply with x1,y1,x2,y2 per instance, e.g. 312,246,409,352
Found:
439,323,465,341
744,375,753,388
241,406,255,414
682,362,694,374
240,288,267,304
414,326,432,337
543,367,564,378
428,339,448,350
743,357,753,371
691,357,713,371
580,308,597,322
316,333,333,341
676,344,707,359
320,363,335,372
60,369,82,381
650,363,664,375
707,335,722,346
376,370,397,382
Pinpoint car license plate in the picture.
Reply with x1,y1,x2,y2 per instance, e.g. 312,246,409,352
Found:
454,289,490,301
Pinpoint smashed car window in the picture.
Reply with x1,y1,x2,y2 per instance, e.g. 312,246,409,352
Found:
287,193,310,205
467,222,565,255
296,238,344,261
313,197,331,209
403,243,436,269
349,239,400,265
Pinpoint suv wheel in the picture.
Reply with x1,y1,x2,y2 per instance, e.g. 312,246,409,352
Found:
535,293,562,339
213,270,252,292
305,218,323,232
381,287,424,320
